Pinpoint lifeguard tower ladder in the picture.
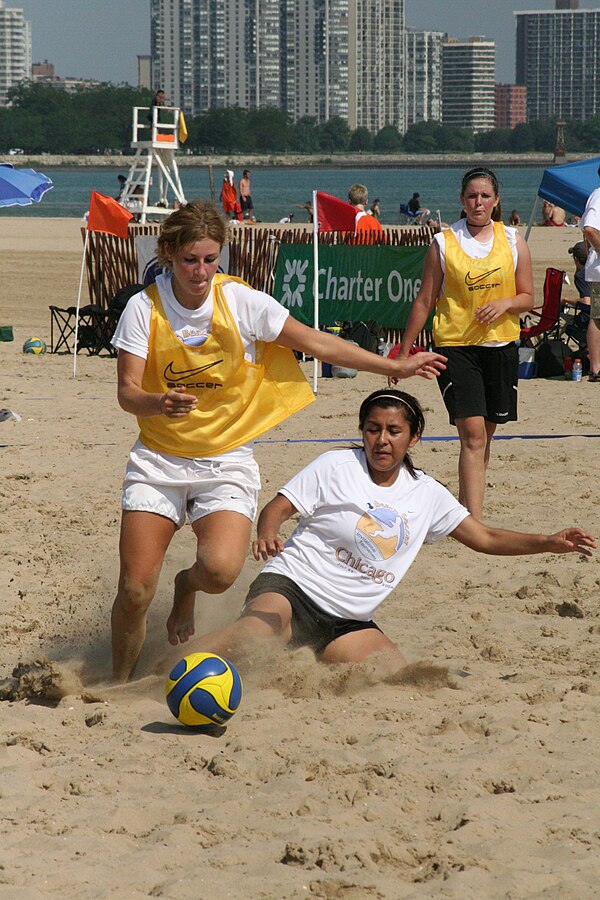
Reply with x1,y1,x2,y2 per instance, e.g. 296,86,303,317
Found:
120,105,186,224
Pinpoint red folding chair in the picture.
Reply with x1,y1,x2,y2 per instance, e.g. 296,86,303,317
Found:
519,267,564,345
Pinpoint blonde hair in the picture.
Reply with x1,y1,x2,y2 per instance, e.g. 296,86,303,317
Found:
156,200,230,268
348,183,368,206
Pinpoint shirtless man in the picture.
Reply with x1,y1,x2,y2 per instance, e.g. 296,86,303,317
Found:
239,170,254,220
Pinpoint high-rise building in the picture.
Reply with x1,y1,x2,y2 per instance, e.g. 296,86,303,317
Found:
495,84,527,130
350,0,406,133
406,30,444,128
442,36,495,132
515,1,600,122
150,0,406,132
0,0,31,106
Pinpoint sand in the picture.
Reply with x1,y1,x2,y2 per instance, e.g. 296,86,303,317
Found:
0,219,599,899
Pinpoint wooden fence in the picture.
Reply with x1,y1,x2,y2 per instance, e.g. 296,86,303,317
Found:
83,223,434,346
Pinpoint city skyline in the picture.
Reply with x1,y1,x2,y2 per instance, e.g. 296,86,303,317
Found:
16,0,600,88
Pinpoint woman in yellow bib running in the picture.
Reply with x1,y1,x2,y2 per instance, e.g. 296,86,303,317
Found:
394,167,534,521
110,200,446,681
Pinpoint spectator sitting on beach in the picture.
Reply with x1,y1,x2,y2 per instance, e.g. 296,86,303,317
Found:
509,209,522,227
562,241,591,346
407,192,430,225
279,213,295,224
542,200,566,227
348,183,383,234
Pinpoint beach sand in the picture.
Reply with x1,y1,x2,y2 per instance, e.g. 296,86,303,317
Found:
1,220,599,898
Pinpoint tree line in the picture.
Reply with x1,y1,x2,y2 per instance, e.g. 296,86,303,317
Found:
2,83,600,156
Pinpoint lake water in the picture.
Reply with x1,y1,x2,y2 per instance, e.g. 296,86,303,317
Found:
0,165,548,225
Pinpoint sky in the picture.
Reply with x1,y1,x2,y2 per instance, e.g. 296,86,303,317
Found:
15,0,600,86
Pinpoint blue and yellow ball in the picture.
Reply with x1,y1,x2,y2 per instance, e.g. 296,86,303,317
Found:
166,652,243,727
23,337,47,355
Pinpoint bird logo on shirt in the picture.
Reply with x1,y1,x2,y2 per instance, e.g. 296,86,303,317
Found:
354,502,409,561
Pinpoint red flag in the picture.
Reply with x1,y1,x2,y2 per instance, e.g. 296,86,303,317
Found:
316,191,356,232
87,190,133,239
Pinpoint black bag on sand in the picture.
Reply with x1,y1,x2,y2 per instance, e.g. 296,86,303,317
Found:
340,320,383,354
534,339,570,377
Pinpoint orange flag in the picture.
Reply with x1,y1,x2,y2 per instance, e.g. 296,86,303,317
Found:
87,190,133,239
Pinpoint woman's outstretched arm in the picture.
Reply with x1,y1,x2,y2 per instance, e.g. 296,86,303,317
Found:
450,516,595,557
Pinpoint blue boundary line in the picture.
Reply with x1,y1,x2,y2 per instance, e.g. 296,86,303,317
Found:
256,434,600,444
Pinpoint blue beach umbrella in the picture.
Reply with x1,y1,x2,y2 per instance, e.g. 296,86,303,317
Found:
0,163,53,207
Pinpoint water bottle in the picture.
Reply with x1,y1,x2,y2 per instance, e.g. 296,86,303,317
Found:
573,359,583,382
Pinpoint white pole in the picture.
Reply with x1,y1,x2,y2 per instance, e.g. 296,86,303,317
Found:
73,228,90,379
312,190,319,395
524,195,540,243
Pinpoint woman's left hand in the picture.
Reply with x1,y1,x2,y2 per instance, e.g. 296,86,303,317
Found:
474,298,511,325
388,350,446,384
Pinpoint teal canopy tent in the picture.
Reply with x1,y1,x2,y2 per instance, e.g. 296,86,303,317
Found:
525,156,600,240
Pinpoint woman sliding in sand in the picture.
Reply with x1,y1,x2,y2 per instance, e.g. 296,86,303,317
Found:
110,201,446,681
185,389,595,673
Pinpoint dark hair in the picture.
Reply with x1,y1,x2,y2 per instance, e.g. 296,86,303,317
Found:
461,167,499,195
156,200,230,266
358,389,425,479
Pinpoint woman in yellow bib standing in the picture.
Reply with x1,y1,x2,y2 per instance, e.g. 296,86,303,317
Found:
395,168,534,520
111,200,446,681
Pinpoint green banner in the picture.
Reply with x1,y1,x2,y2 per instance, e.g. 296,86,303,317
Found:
273,243,428,328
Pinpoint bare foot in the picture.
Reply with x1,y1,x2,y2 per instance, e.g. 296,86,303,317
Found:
166,570,196,646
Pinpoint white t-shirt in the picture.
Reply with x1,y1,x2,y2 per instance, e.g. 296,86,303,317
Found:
111,272,289,362
262,449,469,621
580,186,600,282
434,219,518,278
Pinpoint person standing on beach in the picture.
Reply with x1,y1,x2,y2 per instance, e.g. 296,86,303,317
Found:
220,171,239,220
348,183,382,234
580,170,600,381
239,169,254,220
180,389,594,673
393,167,534,520
109,200,447,682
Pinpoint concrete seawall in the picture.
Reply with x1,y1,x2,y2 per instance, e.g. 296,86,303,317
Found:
3,152,578,169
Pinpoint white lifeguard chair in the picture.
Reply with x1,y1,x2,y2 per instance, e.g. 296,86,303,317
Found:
120,105,186,224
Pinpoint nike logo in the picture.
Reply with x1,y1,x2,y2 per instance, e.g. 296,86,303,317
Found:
163,360,223,381
465,268,501,286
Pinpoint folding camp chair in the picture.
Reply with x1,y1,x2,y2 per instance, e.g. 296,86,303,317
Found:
519,267,564,345
562,301,589,353
49,303,117,355
398,203,421,225
49,283,143,356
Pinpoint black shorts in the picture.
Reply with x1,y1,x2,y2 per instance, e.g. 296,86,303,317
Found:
244,572,381,656
240,195,253,212
435,343,518,425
